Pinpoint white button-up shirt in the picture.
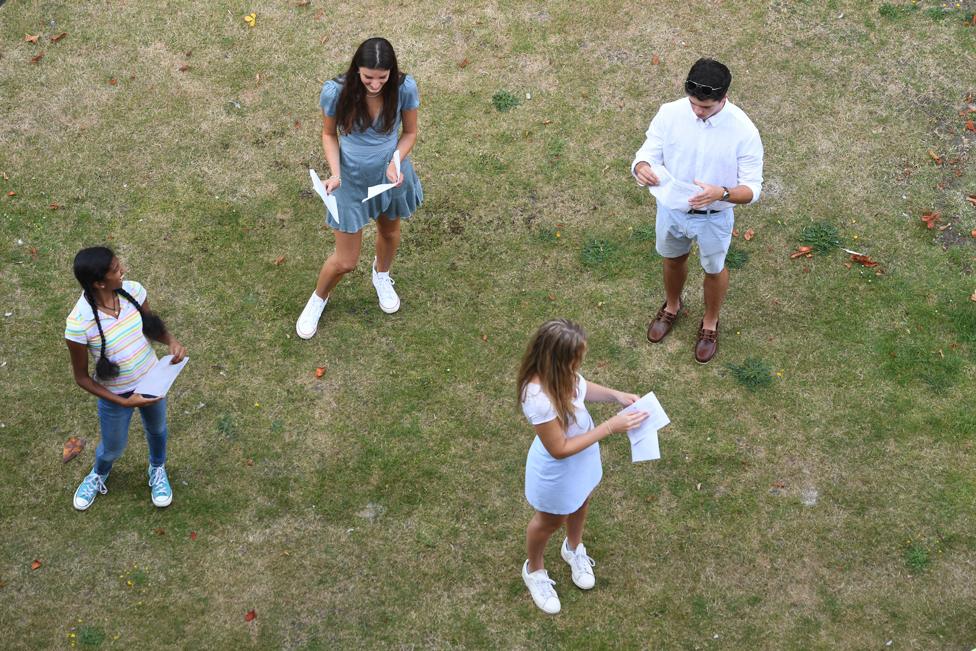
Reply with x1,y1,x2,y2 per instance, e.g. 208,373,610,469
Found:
632,97,764,210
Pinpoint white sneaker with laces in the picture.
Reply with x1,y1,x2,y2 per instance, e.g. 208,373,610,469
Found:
561,539,596,590
522,560,560,614
371,258,400,314
296,292,328,339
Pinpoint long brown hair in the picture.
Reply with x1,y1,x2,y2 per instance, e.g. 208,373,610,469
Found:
516,319,587,430
334,37,405,134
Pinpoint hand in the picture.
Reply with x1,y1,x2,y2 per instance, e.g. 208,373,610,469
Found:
605,410,649,434
123,393,163,408
168,338,187,363
614,391,639,407
689,180,723,209
386,159,404,187
634,162,660,187
325,176,341,193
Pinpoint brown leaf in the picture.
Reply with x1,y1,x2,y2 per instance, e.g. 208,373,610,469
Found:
743,228,755,241
481,334,488,342
850,253,879,268
184,50,193,57
651,54,660,65
6,191,15,197
51,32,68,43
31,560,42,571
178,64,191,72
29,246,38,260
154,527,166,536
109,78,118,86
457,57,470,69
272,254,286,266
547,293,556,301
24,34,40,44
966,120,976,132
542,119,552,125
293,120,301,129
790,245,813,259
971,229,976,238
314,366,325,378
928,149,942,165
966,195,976,207
30,52,44,64
190,531,198,541
920,211,941,229
244,609,257,622
49,202,61,210
245,458,254,466
843,262,852,269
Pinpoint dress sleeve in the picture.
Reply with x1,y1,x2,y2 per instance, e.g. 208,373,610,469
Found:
399,75,420,111
521,386,557,425
320,80,340,117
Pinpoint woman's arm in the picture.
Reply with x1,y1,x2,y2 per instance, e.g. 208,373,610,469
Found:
583,379,639,406
534,409,648,460
66,340,160,407
388,108,418,185
141,299,186,363
321,114,342,192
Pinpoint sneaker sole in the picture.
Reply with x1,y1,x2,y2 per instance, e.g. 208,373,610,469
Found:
561,548,595,590
73,498,94,511
378,299,400,314
153,495,173,508
296,324,317,339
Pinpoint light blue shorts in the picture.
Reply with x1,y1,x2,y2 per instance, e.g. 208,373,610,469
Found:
655,205,734,274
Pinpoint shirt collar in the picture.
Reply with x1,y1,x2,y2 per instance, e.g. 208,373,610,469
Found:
686,97,730,128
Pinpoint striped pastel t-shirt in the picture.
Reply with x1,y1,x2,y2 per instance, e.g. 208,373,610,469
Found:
64,280,158,394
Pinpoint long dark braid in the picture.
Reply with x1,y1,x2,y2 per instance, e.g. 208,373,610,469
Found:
116,287,167,340
82,288,120,380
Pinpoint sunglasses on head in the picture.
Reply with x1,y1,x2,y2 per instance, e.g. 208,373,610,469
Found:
684,79,725,98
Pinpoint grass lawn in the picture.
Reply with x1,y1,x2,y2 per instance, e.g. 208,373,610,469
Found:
1,0,975,648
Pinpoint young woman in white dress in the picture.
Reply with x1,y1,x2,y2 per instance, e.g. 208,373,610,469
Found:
516,319,648,614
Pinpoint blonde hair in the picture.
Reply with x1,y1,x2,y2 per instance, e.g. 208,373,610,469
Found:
516,319,587,430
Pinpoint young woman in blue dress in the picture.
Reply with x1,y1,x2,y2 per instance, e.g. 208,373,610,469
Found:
297,37,423,339
516,319,648,614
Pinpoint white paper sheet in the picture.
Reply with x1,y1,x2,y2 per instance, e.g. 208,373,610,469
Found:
619,391,670,463
132,355,188,398
309,169,339,223
647,165,701,211
362,150,401,202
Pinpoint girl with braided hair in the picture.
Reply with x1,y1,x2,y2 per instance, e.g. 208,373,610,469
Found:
65,246,186,511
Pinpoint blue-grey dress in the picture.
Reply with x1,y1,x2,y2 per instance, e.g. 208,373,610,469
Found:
319,75,423,233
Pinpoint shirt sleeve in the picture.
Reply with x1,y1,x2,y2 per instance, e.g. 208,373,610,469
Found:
631,107,667,177
64,311,90,344
400,75,420,111
319,80,340,117
737,128,764,204
521,387,557,425
123,280,147,305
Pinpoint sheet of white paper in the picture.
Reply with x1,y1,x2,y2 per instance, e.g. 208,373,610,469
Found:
630,429,661,462
309,169,339,223
620,391,670,463
362,150,401,203
132,355,188,398
647,165,701,211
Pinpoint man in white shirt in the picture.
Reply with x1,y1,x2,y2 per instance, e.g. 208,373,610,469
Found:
632,58,764,364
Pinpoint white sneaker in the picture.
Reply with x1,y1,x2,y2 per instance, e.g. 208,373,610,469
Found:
371,258,400,314
522,560,560,614
296,292,328,339
560,539,596,590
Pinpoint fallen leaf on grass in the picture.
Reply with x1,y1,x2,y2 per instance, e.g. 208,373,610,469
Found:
31,560,42,571
109,78,118,86
24,34,40,44
314,366,325,378
966,195,976,207
49,202,61,210
7,191,16,197
272,254,286,266
293,120,301,129
651,54,660,65
245,458,254,466
971,229,976,238
457,57,470,69
63,437,87,463
190,531,198,541
51,32,68,43
843,262,852,269
244,12,257,27
920,211,941,229
30,52,44,64
965,120,976,132
743,228,755,241
790,245,813,259
850,253,879,267
29,246,37,259
244,609,257,622
154,528,166,536
547,293,556,301
296,0,310,5
928,149,942,165
178,64,191,72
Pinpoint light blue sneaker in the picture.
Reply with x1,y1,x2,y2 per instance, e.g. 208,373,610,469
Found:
148,465,173,507
73,470,107,511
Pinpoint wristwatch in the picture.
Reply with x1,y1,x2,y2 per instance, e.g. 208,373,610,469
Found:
721,186,730,201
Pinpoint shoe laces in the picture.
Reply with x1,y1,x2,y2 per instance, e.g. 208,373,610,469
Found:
374,273,396,299
530,572,557,599
149,466,168,489
571,548,596,576
80,473,107,499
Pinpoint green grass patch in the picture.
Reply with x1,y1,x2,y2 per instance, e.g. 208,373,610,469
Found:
491,90,521,112
724,357,774,391
799,221,842,253
725,246,749,270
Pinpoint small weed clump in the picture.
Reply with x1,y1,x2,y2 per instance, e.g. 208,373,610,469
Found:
726,246,749,270
630,223,656,242
491,90,521,112
800,222,841,253
580,238,619,268
879,3,916,19
724,357,774,391
905,542,930,572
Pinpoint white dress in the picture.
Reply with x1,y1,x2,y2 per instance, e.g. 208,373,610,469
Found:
522,375,602,515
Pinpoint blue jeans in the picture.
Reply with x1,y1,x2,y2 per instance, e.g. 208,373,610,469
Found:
93,394,168,476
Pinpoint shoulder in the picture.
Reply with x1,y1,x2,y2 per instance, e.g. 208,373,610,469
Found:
575,374,587,399
521,383,556,424
724,101,761,137
66,293,94,324
399,74,420,108
122,280,147,304
659,98,688,116
320,78,342,109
